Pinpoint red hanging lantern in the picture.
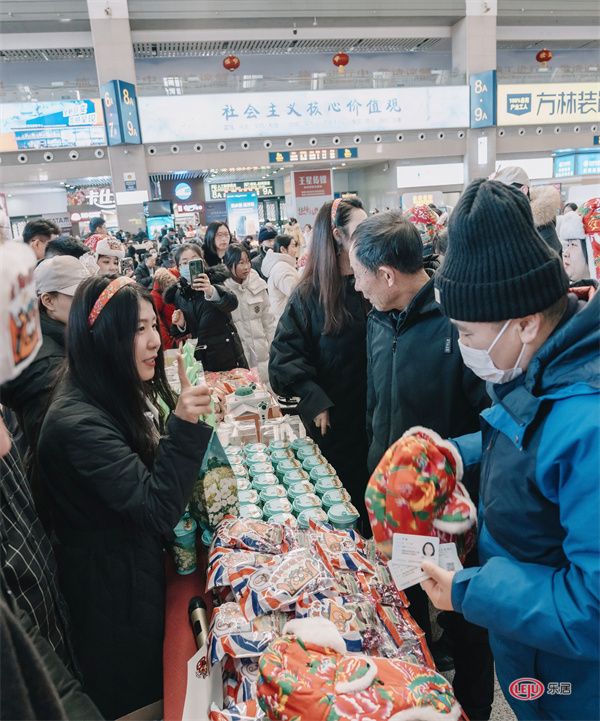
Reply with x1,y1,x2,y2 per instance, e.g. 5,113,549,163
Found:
535,48,553,69
332,52,349,74
223,55,241,72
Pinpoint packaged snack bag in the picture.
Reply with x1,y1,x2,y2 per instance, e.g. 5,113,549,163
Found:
257,619,461,721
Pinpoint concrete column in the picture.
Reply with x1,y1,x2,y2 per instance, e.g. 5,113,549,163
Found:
87,0,150,233
452,0,498,182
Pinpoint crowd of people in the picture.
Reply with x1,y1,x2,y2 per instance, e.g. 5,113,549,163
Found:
1,168,598,721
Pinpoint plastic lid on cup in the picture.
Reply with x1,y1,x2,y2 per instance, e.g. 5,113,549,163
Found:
270,448,293,463
269,440,291,451
238,489,260,505
321,488,352,510
276,459,301,476
244,443,268,455
297,507,328,529
252,473,279,490
302,456,324,472
310,465,339,483
237,478,252,491
239,504,263,520
248,462,275,477
327,503,360,527
268,512,298,527
296,446,321,461
291,437,315,451
292,493,322,514
287,481,316,500
260,485,288,502
282,469,310,487
263,498,293,517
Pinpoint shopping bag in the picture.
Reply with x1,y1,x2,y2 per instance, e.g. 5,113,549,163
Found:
189,431,239,531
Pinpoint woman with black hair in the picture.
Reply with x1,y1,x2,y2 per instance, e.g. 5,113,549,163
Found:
167,243,248,371
223,243,275,384
203,221,232,267
269,197,369,524
37,275,213,719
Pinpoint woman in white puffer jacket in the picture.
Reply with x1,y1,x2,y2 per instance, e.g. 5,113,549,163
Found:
261,234,301,322
223,243,276,384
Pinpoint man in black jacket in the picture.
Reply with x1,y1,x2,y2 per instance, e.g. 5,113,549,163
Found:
252,225,277,280
350,212,494,721
134,250,157,288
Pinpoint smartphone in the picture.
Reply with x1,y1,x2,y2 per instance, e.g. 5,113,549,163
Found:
188,258,206,284
120,258,134,275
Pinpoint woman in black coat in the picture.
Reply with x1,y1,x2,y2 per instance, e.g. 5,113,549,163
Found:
167,243,248,372
37,275,213,719
269,197,370,525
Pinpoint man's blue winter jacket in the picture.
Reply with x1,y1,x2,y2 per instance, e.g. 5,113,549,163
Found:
452,291,600,720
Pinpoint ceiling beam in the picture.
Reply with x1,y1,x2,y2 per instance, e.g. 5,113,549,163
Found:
496,25,600,40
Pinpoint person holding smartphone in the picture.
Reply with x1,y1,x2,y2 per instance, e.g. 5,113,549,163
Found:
37,274,213,718
166,243,248,372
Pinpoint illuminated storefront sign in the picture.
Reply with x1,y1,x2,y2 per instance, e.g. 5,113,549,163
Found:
209,180,274,200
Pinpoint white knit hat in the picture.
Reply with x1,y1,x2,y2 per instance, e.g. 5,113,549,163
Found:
558,211,585,242
95,237,125,259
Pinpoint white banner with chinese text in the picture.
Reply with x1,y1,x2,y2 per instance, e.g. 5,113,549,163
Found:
139,86,469,142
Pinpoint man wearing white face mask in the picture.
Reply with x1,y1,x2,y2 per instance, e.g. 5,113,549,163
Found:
421,178,599,721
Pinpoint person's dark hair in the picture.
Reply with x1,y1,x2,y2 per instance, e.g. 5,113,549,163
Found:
223,243,250,272
273,235,293,253
203,222,231,266
351,212,424,275
45,236,90,259
298,197,365,335
428,203,443,217
541,294,569,324
288,217,298,226
173,242,203,267
564,202,578,213
435,228,449,256
23,219,60,244
65,274,176,467
89,217,106,233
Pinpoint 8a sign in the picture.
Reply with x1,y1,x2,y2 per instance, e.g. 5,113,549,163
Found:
470,70,497,129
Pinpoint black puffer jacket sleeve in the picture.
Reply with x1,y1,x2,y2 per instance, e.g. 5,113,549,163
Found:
208,284,238,314
44,409,212,536
269,294,333,422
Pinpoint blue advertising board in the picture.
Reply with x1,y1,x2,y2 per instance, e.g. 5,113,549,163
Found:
101,80,142,146
470,70,497,128
226,192,260,238
553,148,600,178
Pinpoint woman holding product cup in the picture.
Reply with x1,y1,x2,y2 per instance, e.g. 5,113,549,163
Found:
37,274,213,719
